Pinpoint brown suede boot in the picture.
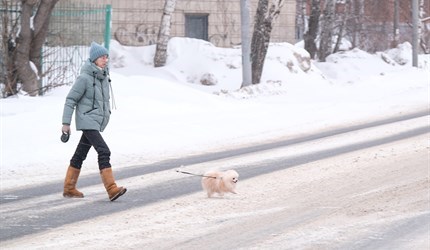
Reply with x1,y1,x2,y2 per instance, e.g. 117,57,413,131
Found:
63,166,84,198
100,168,127,201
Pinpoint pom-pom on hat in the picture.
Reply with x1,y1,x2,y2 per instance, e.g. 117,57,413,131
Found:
89,42,109,62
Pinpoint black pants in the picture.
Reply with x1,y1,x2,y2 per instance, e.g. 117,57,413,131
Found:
70,130,111,170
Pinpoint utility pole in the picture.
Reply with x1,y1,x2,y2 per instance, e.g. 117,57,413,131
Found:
412,0,418,67
240,0,252,87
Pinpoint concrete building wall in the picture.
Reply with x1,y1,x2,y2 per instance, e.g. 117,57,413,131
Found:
56,0,296,47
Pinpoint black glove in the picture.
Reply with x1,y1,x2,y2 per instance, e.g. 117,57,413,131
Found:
61,131,70,143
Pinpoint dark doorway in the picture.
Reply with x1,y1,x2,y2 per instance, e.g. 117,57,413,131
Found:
185,14,208,41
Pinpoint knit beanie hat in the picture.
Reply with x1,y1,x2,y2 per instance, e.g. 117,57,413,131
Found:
89,42,109,62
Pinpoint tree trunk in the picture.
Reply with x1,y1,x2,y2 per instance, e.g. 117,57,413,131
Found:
318,0,336,62
295,0,306,41
30,0,58,73
15,0,38,96
350,0,365,48
304,0,320,59
14,0,59,96
251,0,285,85
154,0,176,67
418,0,429,53
392,0,399,48
333,0,350,53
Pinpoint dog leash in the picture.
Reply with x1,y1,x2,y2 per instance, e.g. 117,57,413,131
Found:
175,170,217,179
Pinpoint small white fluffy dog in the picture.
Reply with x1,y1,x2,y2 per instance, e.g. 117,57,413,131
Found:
201,170,239,198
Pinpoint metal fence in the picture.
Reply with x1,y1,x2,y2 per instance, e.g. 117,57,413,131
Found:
41,3,111,91
0,1,20,95
0,1,111,96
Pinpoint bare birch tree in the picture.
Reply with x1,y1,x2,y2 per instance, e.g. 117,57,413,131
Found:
351,0,365,48
392,0,400,48
419,0,429,53
333,0,350,53
154,0,176,67
251,0,285,85
295,0,307,41
318,0,336,62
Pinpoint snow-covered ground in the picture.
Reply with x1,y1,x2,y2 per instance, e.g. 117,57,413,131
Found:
0,38,429,248
1,38,428,189
3,131,427,249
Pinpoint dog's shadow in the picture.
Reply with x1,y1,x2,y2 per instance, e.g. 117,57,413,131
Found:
201,193,241,200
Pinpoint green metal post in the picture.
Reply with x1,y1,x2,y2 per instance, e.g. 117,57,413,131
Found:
104,4,112,50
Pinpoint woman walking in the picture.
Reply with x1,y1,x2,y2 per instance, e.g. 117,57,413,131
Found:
62,42,126,201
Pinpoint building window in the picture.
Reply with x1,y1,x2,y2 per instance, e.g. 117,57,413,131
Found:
185,14,208,41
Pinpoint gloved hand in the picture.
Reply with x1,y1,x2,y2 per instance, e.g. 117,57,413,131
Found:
61,125,71,143
62,124,71,134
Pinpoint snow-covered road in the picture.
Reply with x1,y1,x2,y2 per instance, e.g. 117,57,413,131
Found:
1,113,429,249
